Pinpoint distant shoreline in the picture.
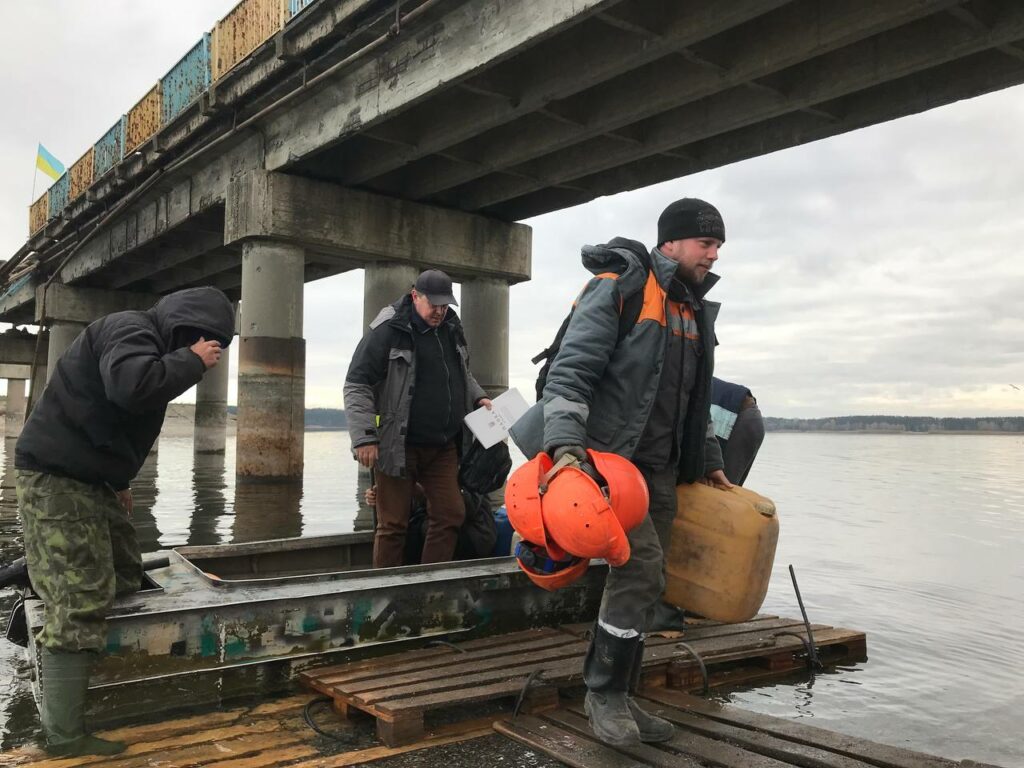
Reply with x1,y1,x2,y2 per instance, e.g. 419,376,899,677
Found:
769,429,1023,435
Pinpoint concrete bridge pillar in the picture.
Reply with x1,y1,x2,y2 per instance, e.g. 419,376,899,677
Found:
46,321,87,382
236,240,305,481
195,351,230,454
4,377,28,438
459,278,509,397
362,263,419,332
35,284,158,384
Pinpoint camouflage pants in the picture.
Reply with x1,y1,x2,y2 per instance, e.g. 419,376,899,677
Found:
17,470,142,653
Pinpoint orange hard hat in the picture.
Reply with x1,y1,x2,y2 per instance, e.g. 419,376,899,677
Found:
541,465,631,567
587,450,649,534
514,540,589,591
505,453,567,559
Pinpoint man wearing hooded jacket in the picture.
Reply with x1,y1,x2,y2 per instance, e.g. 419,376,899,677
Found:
512,199,732,746
15,286,235,757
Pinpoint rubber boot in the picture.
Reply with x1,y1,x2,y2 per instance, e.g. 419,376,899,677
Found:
582,624,641,746
39,648,126,757
627,637,674,743
644,601,687,633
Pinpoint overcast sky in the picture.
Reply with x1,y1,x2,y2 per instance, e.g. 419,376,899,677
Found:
1,2,1022,418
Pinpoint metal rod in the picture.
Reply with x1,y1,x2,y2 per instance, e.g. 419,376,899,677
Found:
788,564,822,671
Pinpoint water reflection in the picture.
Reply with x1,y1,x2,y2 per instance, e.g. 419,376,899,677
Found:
188,452,229,546
129,453,162,554
232,480,304,543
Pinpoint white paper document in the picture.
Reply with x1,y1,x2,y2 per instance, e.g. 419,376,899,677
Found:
463,387,530,449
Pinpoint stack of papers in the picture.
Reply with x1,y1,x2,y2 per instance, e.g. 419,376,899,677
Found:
463,387,530,449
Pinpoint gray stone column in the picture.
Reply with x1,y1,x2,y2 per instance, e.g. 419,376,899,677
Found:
362,263,419,332
195,352,230,454
45,321,86,382
236,240,305,480
4,378,27,438
459,278,509,396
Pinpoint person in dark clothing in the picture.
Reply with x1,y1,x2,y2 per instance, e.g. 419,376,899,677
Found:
344,269,492,567
15,286,234,757
711,377,765,486
511,198,732,747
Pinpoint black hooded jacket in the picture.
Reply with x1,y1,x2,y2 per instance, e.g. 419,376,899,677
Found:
15,287,235,489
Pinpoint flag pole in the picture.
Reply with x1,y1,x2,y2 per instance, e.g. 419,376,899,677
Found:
30,150,38,205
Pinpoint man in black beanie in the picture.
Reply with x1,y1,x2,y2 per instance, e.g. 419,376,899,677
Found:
511,197,731,747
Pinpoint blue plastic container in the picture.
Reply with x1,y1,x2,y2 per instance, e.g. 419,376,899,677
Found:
161,34,211,125
491,506,514,557
94,117,126,179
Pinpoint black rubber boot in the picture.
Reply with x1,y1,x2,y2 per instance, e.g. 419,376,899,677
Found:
583,624,641,746
627,637,675,743
39,648,126,757
644,601,687,633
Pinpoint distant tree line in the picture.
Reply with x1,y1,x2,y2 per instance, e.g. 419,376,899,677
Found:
227,406,348,429
765,415,1024,433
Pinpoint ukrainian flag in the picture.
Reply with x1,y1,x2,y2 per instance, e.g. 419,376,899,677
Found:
36,144,65,181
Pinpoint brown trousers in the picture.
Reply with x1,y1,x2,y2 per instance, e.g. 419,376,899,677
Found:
374,441,465,567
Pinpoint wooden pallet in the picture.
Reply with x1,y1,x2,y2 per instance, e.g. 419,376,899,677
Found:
299,615,867,747
495,688,1005,768
0,693,495,768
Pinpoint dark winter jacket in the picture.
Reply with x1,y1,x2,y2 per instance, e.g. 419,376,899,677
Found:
16,287,235,489
344,294,487,477
511,238,723,483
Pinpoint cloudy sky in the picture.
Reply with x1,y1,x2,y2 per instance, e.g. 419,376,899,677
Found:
1,2,1022,418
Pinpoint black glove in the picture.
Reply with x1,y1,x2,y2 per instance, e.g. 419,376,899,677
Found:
551,445,600,483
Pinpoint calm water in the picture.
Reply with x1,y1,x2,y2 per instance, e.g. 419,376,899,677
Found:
0,432,1022,765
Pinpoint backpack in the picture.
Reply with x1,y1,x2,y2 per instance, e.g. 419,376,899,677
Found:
531,279,646,402
458,438,512,495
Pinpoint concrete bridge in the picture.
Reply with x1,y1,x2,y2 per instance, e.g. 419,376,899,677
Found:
2,0,1023,479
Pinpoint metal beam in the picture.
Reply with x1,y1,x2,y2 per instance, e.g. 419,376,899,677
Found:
329,0,787,185
400,0,962,201
454,2,1024,211
492,49,1024,220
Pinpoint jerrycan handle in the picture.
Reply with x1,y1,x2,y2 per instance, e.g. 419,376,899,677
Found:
724,486,777,517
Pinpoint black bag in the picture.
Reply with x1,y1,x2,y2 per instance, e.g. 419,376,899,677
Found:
530,282,645,401
458,439,512,495
403,489,497,563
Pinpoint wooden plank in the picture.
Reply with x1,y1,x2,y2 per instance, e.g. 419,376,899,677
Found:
299,627,567,684
20,729,302,768
286,721,495,767
384,675,562,714
341,638,590,699
559,614,780,638
308,629,577,689
550,707,795,768
349,646,587,707
642,689,959,768
203,743,321,767
495,714,665,768
570,701,879,768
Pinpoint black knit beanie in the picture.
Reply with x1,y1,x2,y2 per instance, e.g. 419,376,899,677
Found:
657,198,725,245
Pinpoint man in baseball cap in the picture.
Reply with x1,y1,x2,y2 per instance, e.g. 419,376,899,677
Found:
345,269,492,567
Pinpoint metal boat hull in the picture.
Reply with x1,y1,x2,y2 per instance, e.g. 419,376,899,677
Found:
21,533,605,723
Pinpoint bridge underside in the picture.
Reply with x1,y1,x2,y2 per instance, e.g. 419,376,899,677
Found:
4,0,1023,310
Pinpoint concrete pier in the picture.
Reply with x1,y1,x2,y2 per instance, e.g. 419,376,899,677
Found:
45,322,86,382
362,263,419,331
236,240,305,480
460,278,510,396
194,351,230,454
3,376,27,438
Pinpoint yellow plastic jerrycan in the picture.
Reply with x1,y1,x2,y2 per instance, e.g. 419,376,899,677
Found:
663,483,779,623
